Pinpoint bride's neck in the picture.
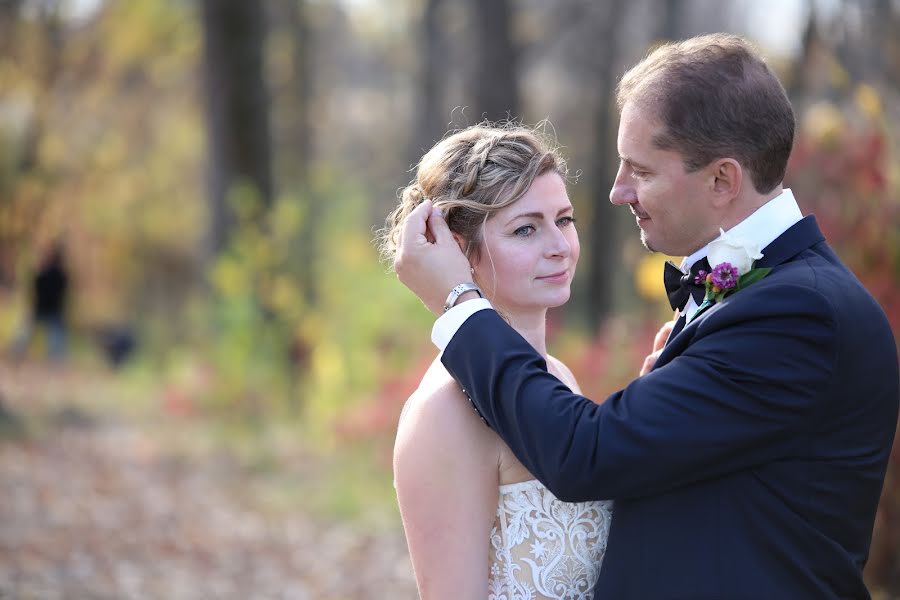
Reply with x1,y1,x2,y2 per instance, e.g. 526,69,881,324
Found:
505,309,548,357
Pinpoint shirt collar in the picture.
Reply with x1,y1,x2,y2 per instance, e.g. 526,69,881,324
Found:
681,188,803,271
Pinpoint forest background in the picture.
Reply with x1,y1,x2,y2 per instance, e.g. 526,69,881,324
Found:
0,0,898,597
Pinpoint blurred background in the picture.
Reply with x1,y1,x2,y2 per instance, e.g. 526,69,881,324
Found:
0,0,897,597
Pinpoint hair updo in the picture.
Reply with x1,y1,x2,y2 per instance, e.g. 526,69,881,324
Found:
378,122,568,265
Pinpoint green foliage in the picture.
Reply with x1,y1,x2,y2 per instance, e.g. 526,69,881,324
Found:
190,170,433,443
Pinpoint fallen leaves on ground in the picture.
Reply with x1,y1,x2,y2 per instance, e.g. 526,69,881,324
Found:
0,363,416,599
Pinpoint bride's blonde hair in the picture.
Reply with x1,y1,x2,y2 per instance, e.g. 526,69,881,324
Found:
378,122,568,265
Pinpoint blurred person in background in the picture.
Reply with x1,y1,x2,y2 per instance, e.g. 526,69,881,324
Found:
11,241,70,364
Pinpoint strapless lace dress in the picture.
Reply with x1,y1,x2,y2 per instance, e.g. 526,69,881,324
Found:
488,479,613,600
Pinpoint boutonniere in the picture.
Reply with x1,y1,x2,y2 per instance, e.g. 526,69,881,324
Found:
697,228,772,309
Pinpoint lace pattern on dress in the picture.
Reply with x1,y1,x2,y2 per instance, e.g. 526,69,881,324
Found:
488,479,612,600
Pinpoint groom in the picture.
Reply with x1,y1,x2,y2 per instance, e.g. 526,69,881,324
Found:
394,33,899,599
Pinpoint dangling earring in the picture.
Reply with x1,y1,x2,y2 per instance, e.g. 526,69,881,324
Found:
470,267,475,274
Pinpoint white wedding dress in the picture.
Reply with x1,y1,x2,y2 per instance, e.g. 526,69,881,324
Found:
488,479,613,600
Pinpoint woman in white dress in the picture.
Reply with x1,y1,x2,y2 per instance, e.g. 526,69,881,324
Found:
379,124,613,599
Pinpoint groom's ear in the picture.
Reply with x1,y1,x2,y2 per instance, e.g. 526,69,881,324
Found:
710,158,742,208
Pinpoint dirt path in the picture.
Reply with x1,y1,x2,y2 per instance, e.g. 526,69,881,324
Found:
0,365,416,599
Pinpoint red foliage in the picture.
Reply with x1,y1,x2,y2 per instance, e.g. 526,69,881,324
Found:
162,387,196,418
788,128,900,336
334,352,432,443
555,317,661,406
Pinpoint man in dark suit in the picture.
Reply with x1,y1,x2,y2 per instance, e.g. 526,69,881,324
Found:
393,34,899,598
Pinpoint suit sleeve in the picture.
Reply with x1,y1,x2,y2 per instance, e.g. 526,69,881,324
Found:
441,283,838,502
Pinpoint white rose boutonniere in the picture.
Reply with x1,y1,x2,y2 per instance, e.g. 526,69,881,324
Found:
699,228,772,307
707,228,763,274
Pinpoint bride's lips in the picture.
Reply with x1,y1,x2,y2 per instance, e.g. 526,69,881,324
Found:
537,270,570,284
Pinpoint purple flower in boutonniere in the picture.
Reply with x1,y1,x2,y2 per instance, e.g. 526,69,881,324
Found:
709,262,739,292
693,269,708,286
696,228,773,311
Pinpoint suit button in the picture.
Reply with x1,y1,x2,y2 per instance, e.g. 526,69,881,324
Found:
467,399,489,426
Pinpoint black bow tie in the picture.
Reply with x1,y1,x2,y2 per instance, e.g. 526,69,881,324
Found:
664,258,711,311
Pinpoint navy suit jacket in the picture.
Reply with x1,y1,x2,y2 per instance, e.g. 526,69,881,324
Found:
442,216,899,599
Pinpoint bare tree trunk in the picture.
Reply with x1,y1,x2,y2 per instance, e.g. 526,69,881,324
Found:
0,1,62,286
201,0,273,260
656,0,685,42
280,0,320,307
470,0,519,122
0,0,23,55
18,0,62,174
787,0,818,99
584,0,627,331
0,1,22,285
283,0,312,185
411,0,446,159
868,0,898,83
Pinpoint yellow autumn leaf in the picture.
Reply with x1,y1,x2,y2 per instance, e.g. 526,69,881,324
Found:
828,57,850,90
269,275,300,314
803,102,845,148
635,253,680,302
854,83,882,119
211,257,247,298
270,199,304,240
312,341,344,383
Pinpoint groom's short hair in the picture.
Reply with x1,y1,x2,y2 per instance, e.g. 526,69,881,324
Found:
617,33,794,195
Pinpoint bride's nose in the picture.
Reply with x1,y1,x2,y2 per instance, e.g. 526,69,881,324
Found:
544,226,571,258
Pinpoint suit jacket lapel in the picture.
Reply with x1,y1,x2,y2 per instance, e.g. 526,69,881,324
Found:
665,314,687,345
688,300,715,322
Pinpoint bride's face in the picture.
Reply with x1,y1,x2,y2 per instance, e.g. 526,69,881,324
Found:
471,172,579,314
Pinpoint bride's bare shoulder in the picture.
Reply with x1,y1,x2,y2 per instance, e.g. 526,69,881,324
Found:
546,355,582,394
396,358,496,454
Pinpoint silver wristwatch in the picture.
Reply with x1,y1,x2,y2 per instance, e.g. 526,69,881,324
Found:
443,282,483,312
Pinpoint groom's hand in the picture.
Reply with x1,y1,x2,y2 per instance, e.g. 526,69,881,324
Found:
640,316,677,376
394,200,473,315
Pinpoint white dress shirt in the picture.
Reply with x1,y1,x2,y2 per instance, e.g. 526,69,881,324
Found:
679,188,802,322
432,188,804,349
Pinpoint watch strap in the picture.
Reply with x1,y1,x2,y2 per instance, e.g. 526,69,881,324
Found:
443,282,483,312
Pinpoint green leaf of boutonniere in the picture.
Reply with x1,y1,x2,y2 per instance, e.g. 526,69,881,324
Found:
736,267,771,290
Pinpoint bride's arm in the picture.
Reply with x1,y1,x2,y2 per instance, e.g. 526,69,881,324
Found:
394,381,500,599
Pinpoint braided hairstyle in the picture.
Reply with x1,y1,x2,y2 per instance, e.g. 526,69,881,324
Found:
378,122,568,266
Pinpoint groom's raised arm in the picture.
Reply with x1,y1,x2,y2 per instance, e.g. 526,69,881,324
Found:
391,198,848,503
439,284,841,502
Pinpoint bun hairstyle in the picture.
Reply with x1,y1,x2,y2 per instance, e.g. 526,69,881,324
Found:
378,122,568,266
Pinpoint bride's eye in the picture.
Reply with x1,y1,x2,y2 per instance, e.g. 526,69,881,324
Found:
557,216,577,228
513,225,535,237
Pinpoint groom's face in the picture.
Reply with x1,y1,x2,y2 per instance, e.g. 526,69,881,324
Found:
610,102,718,256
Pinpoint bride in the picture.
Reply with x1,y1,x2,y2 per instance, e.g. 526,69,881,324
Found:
379,123,613,599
